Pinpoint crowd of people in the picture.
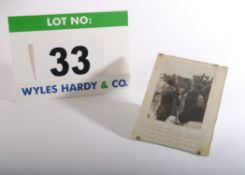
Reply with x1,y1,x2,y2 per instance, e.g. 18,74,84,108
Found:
155,73,213,125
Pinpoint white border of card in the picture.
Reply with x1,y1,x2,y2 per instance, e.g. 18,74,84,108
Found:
132,54,228,156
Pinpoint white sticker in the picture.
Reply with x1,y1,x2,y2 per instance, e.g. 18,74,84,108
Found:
33,40,104,81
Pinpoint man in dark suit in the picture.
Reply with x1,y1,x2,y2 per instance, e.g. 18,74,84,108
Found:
156,77,179,121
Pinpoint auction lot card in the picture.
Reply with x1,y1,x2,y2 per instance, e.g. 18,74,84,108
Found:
132,54,227,155
8,11,129,101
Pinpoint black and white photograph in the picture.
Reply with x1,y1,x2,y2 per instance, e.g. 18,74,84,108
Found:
148,73,213,130
132,54,227,155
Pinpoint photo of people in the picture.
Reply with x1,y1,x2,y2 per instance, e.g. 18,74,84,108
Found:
133,54,227,155
148,73,213,130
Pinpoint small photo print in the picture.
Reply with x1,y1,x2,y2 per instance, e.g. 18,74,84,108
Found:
148,72,213,130
132,54,228,155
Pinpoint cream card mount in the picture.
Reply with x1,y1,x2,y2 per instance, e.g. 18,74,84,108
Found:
8,11,129,101
132,54,228,156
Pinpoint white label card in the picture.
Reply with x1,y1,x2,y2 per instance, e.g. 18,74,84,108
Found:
9,11,129,101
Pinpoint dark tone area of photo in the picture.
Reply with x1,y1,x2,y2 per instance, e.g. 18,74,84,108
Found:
149,73,213,129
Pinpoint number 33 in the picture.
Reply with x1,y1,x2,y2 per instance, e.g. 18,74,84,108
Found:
50,46,90,76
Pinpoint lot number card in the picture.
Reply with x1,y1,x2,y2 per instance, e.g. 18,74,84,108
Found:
8,11,129,101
